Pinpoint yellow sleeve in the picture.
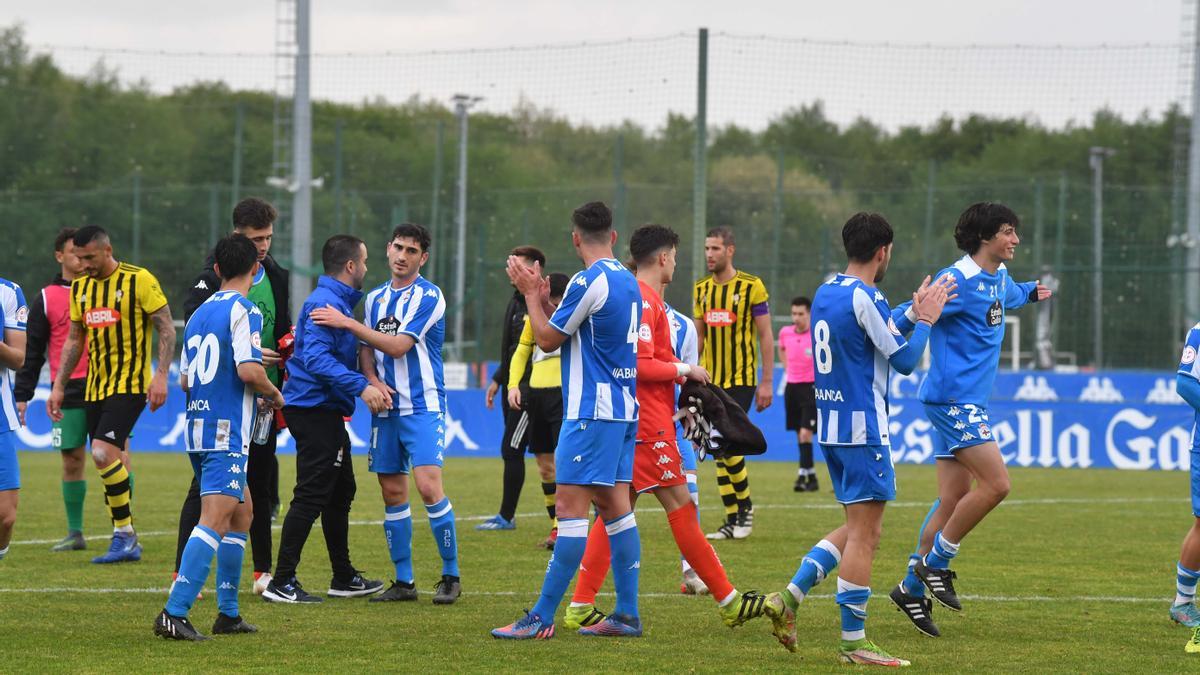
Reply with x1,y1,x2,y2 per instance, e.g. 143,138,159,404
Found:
507,316,534,390
750,277,769,305
693,281,705,320
137,268,168,315
69,279,82,322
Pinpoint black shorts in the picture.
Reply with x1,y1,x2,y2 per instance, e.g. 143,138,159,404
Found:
524,387,563,455
724,385,755,413
784,382,817,432
500,391,530,460
85,393,146,447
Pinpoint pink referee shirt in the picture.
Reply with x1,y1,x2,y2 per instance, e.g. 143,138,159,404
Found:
779,325,814,384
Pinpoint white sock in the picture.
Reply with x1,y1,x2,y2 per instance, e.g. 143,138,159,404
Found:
718,589,738,607
114,524,134,534
0,545,8,560
786,582,806,605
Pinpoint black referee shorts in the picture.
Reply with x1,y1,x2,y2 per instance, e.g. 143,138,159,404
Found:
784,382,817,432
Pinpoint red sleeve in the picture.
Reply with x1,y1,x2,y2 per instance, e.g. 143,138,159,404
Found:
637,302,681,383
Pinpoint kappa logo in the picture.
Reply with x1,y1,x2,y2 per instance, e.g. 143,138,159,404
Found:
960,431,975,442
436,451,444,461
176,575,191,585
947,406,961,417
424,288,437,298
652,441,668,450
219,582,236,590
977,282,987,292
874,291,885,304
656,454,672,465
628,560,641,570
227,479,241,490
661,470,677,480
574,276,588,288
436,438,445,447
437,426,445,434
229,464,242,474
195,280,208,290
953,420,966,430
642,300,651,310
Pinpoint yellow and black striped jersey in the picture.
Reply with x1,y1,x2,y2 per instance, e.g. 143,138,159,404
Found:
70,262,168,401
693,271,769,388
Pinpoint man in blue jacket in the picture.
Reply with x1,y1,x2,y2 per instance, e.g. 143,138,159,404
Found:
262,235,390,604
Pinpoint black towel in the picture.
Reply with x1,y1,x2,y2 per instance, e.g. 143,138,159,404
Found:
677,381,768,459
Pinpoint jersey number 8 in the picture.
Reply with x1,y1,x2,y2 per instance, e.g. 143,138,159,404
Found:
813,319,833,375
186,333,221,386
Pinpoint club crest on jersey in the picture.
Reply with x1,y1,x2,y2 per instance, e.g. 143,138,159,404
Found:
375,316,402,336
115,289,124,302
84,307,120,328
705,309,736,327
986,300,1003,327
1183,346,1197,365
978,423,992,439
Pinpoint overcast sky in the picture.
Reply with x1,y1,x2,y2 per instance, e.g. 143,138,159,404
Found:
4,1,1190,130
8,0,1185,52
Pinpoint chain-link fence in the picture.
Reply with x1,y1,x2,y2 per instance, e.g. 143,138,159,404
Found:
0,26,1191,368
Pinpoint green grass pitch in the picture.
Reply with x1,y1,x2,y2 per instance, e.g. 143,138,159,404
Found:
0,451,1195,672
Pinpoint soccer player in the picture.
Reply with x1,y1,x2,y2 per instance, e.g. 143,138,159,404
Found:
14,228,93,551
48,225,176,564
263,235,388,604
480,246,546,532
504,272,570,550
761,212,951,666
1172,321,1200,652
491,201,642,640
155,234,284,641
779,296,819,492
693,226,774,540
175,197,291,595
311,223,462,605
561,224,769,633
0,276,28,562
887,203,1052,638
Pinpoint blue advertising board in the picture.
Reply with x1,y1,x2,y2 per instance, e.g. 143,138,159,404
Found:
12,368,1197,471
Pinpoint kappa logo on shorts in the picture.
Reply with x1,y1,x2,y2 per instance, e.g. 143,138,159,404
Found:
227,479,240,490
960,432,975,442
652,441,668,450
953,420,966,430
660,470,677,481
229,464,242,474
947,406,962,417
656,454,672,465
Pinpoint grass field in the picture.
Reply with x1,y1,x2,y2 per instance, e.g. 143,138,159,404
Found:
0,450,1195,672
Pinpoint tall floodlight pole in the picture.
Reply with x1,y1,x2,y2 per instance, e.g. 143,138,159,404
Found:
1187,6,1200,322
1089,146,1115,368
692,27,709,283
452,94,481,359
289,0,313,317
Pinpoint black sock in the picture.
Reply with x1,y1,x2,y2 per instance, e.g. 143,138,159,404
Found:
499,456,524,522
799,442,814,472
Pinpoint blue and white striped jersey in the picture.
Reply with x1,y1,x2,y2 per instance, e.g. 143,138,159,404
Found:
362,275,446,416
811,274,910,447
181,290,262,453
668,304,699,367
0,278,28,433
549,258,641,422
897,256,1037,407
1177,323,1200,451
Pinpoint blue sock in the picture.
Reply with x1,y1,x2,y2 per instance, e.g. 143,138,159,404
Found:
903,499,940,596
165,525,219,617
836,577,871,642
425,497,459,578
216,531,247,617
902,554,925,597
385,504,414,584
924,531,960,570
786,539,841,606
606,512,641,620
1177,562,1200,606
531,518,589,622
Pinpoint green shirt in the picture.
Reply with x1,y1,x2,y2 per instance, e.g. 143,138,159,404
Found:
247,265,281,386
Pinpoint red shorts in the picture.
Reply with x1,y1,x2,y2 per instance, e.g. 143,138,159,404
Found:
632,439,687,494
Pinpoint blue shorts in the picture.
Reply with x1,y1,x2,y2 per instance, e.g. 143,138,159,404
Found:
0,430,18,491
924,403,995,459
189,451,248,500
555,419,636,487
824,444,896,504
1191,450,1200,518
368,412,446,475
677,425,698,472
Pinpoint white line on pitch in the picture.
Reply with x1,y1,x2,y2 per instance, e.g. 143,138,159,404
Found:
9,496,1181,546
0,587,1171,604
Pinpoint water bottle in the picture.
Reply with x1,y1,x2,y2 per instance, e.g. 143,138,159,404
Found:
251,399,274,445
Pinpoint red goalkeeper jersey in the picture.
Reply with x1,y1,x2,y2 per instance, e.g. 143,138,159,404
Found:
636,279,684,443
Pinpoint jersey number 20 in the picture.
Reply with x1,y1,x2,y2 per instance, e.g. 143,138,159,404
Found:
186,333,221,386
